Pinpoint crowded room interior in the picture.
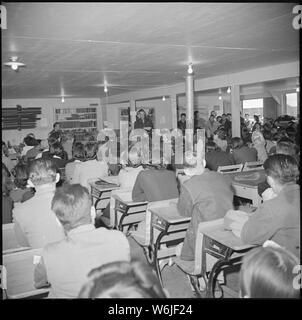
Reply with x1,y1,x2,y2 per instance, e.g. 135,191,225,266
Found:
1,3,300,300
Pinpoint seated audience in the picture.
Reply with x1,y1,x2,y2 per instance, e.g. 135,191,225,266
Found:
65,142,85,184
177,153,234,260
132,151,179,202
205,144,235,171
78,260,167,298
10,163,35,203
13,159,65,248
230,154,300,258
240,246,300,298
34,184,130,298
230,137,257,164
49,142,69,169
72,142,109,190
21,134,37,157
2,164,14,224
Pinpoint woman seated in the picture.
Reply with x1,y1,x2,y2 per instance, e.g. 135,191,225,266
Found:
230,137,257,164
240,246,299,298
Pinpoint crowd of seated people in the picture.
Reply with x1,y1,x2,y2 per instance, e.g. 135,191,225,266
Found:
2,112,300,299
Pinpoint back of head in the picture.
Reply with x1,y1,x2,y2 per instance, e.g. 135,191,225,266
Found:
48,131,61,143
78,260,167,298
240,246,300,298
72,142,85,161
263,154,299,185
14,163,29,189
276,137,296,156
84,142,98,160
28,159,57,186
49,142,64,157
231,137,243,149
24,135,38,147
51,184,92,231
128,146,142,167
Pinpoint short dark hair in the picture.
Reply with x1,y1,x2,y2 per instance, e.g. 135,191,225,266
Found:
51,184,92,231
231,137,243,149
72,142,85,160
263,154,299,185
84,142,98,160
276,138,296,156
240,246,299,298
13,163,29,189
181,113,186,117
78,260,167,298
50,142,64,158
28,159,57,186
53,122,60,129
24,135,38,147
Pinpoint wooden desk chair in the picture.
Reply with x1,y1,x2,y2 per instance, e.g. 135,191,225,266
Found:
2,223,31,254
130,199,191,288
217,164,243,174
110,189,147,234
3,248,50,299
242,161,264,172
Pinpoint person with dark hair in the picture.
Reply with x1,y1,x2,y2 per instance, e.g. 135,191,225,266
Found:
12,159,65,248
178,113,186,135
132,151,179,202
34,184,130,298
205,114,219,140
72,142,108,189
205,143,235,171
25,139,42,161
65,142,85,184
134,109,152,131
230,137,257,164
229,154,300,258
48,122,62,139
49,141,69,169
21,135,38,156
240,246,300,298
9,163,35,203
79,260,167,298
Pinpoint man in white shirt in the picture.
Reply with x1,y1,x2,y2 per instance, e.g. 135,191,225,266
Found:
34,184,130,298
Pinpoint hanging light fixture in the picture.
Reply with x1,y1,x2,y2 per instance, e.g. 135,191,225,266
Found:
104,84,108,93
162,96,166,101
296,86,300,93
227,86,231,94
218,88,222,100
187,63,193,74
61,96,65,103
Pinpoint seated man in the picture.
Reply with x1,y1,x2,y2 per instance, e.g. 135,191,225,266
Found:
13,159,65,248
65,142,85,184
230,137,258,164
178,154,234,260
34,184,130,298
132,151,179,202
233,154,300,258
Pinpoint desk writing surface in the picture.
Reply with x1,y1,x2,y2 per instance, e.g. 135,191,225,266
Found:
225,169,266,188
114,192,147,205
201,222,255,251
150,205,191,223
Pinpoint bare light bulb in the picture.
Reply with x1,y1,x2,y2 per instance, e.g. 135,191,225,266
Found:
227,87,231,94
296,86,300,93
61,96,65,103
162,96,166,101
11,64,18,71
187,63,193,74
104,85,108,93
219,95,222,100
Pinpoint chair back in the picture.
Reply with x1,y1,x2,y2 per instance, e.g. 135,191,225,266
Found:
3,248,50,299
217,164,243,174
242,161,264,172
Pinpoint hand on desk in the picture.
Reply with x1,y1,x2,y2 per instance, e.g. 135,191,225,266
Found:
224,209,251,238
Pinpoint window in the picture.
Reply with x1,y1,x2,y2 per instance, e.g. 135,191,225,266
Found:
242,98,263,122
285,93,298,118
